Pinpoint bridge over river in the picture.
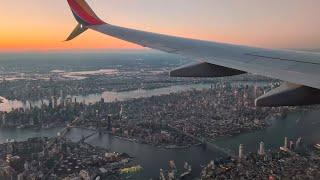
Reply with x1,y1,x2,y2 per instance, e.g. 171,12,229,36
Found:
168,124,235,157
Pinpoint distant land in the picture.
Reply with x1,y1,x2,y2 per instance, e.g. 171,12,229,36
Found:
0,50,189,73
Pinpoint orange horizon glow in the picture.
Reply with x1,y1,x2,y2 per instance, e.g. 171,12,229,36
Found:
1,0,320,52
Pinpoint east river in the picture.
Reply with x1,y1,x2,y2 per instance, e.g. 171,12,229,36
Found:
0,84,320,179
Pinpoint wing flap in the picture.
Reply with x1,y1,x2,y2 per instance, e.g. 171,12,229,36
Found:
255,82,320,107
170,62,245,77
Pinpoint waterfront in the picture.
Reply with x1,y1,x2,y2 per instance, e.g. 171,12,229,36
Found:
0,82,267,112
0,108,319,179
214,110,319,152
0,84,212,112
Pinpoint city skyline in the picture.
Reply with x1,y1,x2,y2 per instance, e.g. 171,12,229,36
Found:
1,0,320,52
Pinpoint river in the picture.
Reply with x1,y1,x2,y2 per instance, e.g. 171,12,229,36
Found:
0,109,319,179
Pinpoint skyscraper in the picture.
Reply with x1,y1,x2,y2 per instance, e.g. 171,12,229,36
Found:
284,137,288,149
296,137,302,149
239,144,244,159
107,115,112,131
53,96,58,108
289,141,294,150
209,160,215,170
119,104,123,120
48,96,53,109
280,137,289,151
258,141,265,156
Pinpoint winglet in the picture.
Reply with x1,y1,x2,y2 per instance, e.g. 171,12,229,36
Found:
66,0,105,41
65,24,88,41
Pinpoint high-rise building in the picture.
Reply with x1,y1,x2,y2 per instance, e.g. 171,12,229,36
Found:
17,173,24,180
48,97,53,109
53,96,58,108
254,85,257,97
280,137,289,151
284,137,288,149
296,137,302,148
60,89,63,98
159,169,165,180
239,144,244,159
79,112,84,121
119,104,123,120
168,171,175,180
184,162,189,170
60,90,65,105
169,160,176,170
107,115,112,130
79,170,90,180
2,114,6,126
258,141,265,156
209,160,215,170
289,140,294,150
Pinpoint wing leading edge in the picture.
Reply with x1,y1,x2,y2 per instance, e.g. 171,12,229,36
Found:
66,0,320,106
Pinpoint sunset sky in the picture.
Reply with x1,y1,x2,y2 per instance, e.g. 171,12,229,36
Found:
1,0,320,52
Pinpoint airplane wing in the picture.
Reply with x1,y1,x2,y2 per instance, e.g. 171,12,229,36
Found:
66,0,320,107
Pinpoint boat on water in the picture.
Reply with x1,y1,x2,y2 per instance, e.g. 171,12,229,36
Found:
120,165,143,174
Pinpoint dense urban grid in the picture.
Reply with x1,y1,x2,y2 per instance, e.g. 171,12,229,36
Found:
119,84,288,141
200,137,320,180
155,137,320,180
0,137,137,179
2,136,320,179
0,82,294,148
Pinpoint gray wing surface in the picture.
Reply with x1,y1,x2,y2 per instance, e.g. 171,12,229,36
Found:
66,0,320,106
90,24,320,90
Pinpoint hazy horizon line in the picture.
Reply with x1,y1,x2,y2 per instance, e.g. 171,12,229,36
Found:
0,48,157,54
1,47,319,55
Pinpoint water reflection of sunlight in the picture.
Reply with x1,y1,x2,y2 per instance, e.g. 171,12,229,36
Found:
60,69,119,80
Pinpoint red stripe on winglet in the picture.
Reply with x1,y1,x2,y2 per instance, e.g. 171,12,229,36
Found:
67,0,104,25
